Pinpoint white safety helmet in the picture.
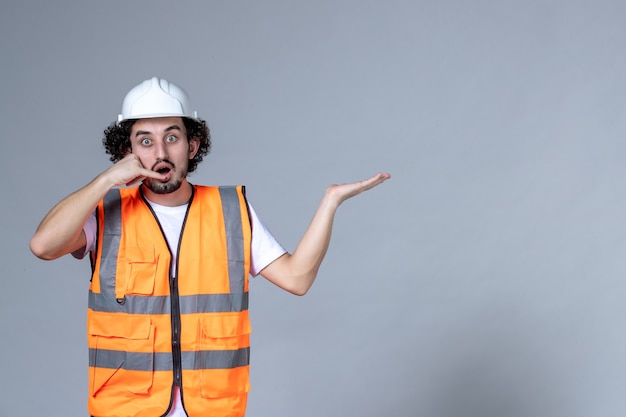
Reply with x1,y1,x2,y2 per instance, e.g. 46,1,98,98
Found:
118,76,198,122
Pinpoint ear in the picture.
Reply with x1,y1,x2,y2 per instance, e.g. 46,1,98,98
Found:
188,137,200,159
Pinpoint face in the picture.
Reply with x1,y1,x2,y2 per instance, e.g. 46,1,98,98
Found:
129,117,199,195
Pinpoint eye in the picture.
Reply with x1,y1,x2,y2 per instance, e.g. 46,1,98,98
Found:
141,138,152,146
165,135,178,143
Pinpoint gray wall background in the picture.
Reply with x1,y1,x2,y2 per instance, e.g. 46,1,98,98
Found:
2,0,626,416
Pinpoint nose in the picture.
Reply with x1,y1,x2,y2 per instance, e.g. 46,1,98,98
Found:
154,140,168,160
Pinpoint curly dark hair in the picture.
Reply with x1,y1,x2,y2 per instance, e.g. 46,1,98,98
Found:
102,117,211,173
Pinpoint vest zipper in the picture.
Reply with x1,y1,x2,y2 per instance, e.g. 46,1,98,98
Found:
172,187,194,389
170,274,183,386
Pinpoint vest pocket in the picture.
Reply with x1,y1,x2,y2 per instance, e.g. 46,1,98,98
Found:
88,313,155,396
124,246,158,295
198,314,251,398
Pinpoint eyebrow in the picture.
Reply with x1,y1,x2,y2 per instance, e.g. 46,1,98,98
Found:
134,125,182,138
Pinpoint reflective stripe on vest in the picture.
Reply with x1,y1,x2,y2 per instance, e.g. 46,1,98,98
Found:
87,185,252,417
89,347,250,371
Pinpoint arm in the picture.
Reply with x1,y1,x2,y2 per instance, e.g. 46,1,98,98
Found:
259,172,390,295
29,154,166,260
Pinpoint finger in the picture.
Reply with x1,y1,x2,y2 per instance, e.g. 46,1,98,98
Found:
358,172,391,191
371,172,391,182
141,169,167,180
125,176,146,187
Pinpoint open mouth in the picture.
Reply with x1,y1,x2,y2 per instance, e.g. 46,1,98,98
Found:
151,161,174,182
152,161,174,173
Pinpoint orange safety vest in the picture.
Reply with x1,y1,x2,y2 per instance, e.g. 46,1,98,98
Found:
87,185,252,417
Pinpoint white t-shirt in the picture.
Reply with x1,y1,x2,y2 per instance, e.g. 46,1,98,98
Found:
77,197,286,417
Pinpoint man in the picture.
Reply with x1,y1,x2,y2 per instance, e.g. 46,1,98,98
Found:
30,76,390,417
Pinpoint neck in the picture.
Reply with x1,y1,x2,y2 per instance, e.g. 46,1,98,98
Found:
141,180,193,207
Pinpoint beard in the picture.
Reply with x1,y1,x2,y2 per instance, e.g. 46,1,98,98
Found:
144,177,184,194
144,159,187,194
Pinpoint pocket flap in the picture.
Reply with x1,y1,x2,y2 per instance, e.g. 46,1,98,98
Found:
201,313,251,338
89,312,152,339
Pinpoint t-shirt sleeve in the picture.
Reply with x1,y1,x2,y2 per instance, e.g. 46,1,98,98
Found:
248,203,287,277
71,211,97,259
